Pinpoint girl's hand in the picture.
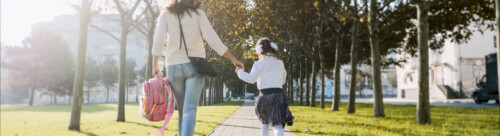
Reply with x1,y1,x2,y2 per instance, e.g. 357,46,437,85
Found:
235,67,243,73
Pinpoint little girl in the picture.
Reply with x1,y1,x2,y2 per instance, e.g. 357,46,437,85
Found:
235,38,293,136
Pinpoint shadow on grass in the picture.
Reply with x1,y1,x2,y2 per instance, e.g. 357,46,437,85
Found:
72,130,98,136
124,121,161,129
1,104,115,113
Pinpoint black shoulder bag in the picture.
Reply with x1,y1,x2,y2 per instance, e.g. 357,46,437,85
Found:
178,15,218,77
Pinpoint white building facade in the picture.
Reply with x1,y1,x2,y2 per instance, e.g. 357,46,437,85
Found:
397,29,497,100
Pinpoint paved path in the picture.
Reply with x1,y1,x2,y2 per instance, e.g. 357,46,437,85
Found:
208,101,296,136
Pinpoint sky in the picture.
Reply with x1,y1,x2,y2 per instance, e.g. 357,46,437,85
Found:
1,0,75,46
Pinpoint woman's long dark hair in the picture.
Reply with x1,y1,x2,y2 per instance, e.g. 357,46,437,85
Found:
256,38,281,59
163,0,200,16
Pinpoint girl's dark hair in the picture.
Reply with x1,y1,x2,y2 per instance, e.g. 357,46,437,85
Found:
256,38,280,59
163,0,200,16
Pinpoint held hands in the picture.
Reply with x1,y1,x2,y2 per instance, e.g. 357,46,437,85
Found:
231,59,244,70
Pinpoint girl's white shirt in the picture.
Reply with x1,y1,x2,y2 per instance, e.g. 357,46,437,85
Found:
236,56,287,90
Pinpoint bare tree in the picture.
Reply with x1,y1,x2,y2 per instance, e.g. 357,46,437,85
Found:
90,0,143,122
68,0,91,131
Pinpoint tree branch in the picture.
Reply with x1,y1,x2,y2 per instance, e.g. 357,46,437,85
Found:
89,22,120,42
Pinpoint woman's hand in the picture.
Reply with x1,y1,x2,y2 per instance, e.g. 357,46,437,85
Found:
153,66,161,76
223,51,244,69
152,56,161,76
232,59,244,69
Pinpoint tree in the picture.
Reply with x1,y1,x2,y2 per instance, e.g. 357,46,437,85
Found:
100,57,119,103
496,0,500,106
90,0,143,122
84,57,100,103
20,26,75,105
125,58,138,102
2,45,40,105
368,0,385,117
407,0,495,124
415,0,430,124
347,0,360,114
68,0,91,130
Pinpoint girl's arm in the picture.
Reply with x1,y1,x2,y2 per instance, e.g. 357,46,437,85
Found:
282,62,287,85
282,69,287,85
236,62,260,84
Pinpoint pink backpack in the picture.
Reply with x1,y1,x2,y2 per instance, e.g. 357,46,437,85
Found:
139,74,175,136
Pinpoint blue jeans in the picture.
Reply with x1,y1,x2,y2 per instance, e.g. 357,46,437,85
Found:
167,63,205,136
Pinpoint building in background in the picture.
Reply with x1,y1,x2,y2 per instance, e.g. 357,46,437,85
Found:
1,14,148,104
397,28,497,100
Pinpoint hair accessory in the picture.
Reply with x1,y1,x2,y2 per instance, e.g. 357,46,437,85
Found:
255,44,264,54
270,42,278,50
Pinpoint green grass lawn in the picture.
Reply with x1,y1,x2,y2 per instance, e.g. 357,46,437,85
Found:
287,102,500,136
1,101,243,136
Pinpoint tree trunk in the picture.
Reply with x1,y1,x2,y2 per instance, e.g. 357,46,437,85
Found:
87,88,91,104
106,87,109,103
299,62,304,105
200,80,205,106
305,59,310,106
117,23,128,122
496,0,500,103
29,81,36,106
289,64,294,104
68,1,89,129
320,53,325,109
347,11,359,114
311,60,317,107
416,0,431,124
145,24,155,80
208,78,213,105
369,0,385,117
332,36,343,111
136,84,139,103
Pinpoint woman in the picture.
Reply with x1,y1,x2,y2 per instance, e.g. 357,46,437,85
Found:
151,0,244,135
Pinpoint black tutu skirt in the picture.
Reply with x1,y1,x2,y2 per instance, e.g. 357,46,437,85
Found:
255,88,294,127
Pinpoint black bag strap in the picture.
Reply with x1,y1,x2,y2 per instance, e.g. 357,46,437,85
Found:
177,15,189,56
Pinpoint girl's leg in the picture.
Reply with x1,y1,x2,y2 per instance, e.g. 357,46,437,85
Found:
167,65,186,135
180,63,205,136
272,124,284,136
261,123,270,136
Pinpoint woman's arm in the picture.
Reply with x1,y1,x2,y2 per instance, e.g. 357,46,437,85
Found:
151,12,168,76
224,51,244,69
198,10,228,56
153,56,161,75
151,12,168,57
